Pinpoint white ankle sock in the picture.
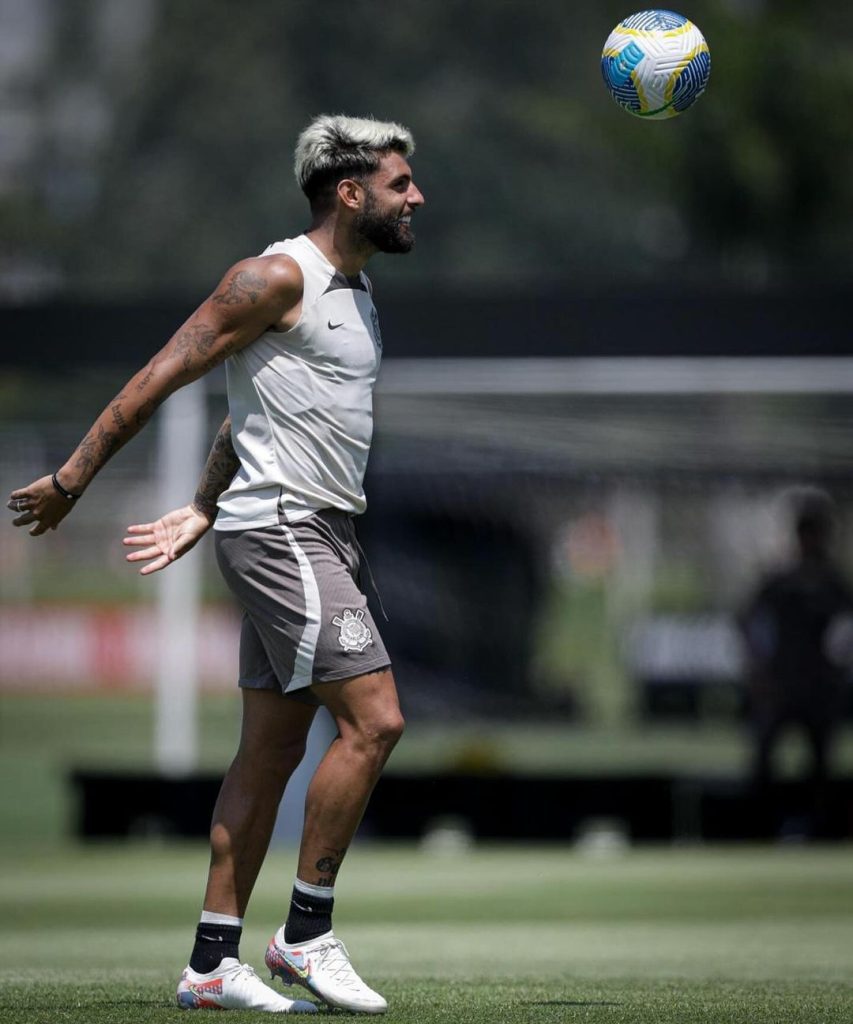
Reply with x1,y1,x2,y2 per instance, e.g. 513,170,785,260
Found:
200,910,244,927
294,878,335,900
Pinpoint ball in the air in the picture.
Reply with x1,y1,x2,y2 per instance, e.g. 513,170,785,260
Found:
601,10,710,119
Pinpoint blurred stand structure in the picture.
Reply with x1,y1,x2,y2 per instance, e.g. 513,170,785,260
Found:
5,356,853,843
4,341,853,727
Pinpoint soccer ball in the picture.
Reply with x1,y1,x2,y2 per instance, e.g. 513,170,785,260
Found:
601,10,710,120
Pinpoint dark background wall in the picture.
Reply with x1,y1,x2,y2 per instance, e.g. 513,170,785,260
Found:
2,285,851,374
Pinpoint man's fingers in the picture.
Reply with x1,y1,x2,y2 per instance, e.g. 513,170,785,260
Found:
125,523,156,534
7,497,33,514
12,511,37,527
138,556,170,575
123,533,156,548
125,544,163,562
29,522,50,536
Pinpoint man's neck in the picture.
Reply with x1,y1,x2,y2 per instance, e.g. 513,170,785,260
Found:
305,223,374,277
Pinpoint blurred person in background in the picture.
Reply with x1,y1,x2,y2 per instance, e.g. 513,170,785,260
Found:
7,114,425,1014
739,489,853,838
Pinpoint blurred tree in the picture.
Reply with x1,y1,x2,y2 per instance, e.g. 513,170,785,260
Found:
2,0,851,298
680,3,853,285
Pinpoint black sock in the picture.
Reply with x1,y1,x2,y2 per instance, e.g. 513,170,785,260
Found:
284,886,334,945
189,922,242,974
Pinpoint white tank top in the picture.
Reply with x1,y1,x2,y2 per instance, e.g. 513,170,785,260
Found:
214,234,383,530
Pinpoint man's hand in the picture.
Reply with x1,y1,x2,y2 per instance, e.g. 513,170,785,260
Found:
123,504,213,575
7,475,78,536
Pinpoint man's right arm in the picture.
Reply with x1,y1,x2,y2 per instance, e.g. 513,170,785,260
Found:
9,254,302,536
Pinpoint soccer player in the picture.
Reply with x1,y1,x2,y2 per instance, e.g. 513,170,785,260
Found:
8,114,425,1014
739,490,853,836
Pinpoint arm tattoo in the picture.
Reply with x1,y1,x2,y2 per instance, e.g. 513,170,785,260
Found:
192,417,240,520
135,396,163,428
213,270,268,306
174,322,218,371
72,423,120,477
61,297,246,494
61,322,218,493
197,339,236,375
313,847,347,888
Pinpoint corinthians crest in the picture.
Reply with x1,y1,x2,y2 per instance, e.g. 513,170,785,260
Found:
332,608,373,652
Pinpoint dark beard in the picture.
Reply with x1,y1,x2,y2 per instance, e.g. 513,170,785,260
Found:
355,192,415,254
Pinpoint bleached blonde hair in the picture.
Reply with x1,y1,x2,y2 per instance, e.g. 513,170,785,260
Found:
294,114,415,210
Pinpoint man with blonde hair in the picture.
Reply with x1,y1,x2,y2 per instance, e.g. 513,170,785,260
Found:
9,114,424,1014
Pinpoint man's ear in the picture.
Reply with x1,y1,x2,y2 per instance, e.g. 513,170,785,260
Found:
337,178,363,211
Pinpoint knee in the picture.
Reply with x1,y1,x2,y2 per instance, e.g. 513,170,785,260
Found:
377,709,405,750
354,709,405,760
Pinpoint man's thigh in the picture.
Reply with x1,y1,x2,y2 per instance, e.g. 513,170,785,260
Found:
215,515,390,699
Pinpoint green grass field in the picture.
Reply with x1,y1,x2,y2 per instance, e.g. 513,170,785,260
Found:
2,842,852,1023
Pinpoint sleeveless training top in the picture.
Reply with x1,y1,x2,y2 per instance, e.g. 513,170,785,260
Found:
214,234,383,530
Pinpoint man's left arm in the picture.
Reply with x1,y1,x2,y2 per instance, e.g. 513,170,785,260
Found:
123,415,239,575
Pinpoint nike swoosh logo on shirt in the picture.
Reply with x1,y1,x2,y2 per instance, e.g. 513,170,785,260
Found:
328,321,345,330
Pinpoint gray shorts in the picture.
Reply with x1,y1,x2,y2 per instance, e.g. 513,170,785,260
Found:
214,510,390,702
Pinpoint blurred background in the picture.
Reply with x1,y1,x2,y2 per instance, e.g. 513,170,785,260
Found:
2,0,853,847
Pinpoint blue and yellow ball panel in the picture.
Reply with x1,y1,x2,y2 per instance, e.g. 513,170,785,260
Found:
620,10,688,32
671,48,711,112
601,44,646,115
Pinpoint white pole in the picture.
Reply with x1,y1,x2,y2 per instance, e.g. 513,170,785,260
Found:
155,380,205,776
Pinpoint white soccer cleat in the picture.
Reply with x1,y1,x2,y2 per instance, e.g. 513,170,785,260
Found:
265,928,387,1014
176,957,318,1012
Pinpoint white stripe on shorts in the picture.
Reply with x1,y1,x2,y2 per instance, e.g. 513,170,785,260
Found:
279,523,322,690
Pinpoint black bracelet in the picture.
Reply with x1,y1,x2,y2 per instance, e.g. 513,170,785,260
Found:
51,472,81,501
